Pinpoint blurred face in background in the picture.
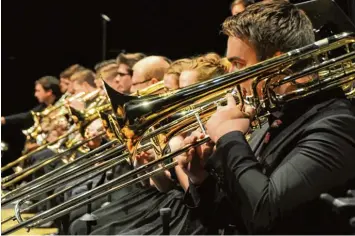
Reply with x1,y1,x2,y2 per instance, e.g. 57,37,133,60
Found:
34,83,52,103
114,64,132,94
67,80,75,94
60,77,71,93
85,119,104,149
72,81,86,95
179,70,200,88
130,69,154,93
163,73,179,91
94,78,104,89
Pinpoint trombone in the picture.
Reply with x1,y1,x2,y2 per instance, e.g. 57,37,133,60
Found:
1,83,167,222
1,139,121,205
21,92,86,141
1,104,113,189
1,83,164,194
3,32,355,235
1,128,79,173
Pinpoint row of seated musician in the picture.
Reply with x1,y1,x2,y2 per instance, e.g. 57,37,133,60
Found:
2,0,354,234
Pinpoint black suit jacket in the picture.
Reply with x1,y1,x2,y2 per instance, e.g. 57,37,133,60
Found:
4,104,46,129
184,89,355,234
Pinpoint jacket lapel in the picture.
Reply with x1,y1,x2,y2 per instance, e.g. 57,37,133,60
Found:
248,122,270,155
261,99,338,170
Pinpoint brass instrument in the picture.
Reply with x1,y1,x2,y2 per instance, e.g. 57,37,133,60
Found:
1,132,108,189
1,141,9,152
21,89,103,144
131,81,165,96
2,32,354,235
1,129,79,173
21,92,86,140
1,104,114,189
1,139,123,207
1,94,127,203
77,89,102,104
2,101,143,223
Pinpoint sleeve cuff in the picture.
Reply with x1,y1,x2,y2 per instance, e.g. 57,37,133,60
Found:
216,131,247,148
183,174,215,209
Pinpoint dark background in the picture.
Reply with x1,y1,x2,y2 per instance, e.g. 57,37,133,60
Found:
1,0,354,164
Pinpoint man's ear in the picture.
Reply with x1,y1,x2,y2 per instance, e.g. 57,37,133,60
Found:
150,78,159,84
83,81,90,90
46,89,53,96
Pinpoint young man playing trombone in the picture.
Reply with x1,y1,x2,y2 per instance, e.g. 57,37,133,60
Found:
176,0,355,234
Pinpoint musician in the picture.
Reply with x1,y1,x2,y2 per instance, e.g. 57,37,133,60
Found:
69,69,97,111
115,52,146,94
67,56,170,234
1,76,61,128
179,53,231,88
130,56,171,93
94,59,118,93
29,70,99,176
138,53,231,192
27,70,97,164
85,54,232,235
96,54,232,235
68,56,206,235
59,64,85,99
175,1,355,234
163,58,192,91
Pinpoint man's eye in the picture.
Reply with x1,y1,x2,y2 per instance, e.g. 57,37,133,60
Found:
232,61,245,70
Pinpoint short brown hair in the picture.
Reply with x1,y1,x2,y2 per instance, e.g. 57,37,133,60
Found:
60,64,86,79
223,0,315,61
94,59,117,72
116,52,146,72
96,64,118,82
70,69,96,88
36,76,62,98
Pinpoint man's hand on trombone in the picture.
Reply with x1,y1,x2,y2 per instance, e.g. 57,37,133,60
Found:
176,93,255,185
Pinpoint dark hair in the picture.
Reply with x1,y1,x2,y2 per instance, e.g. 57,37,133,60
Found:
116,52,146,75
70,69,97,88
94,59,117,72
60,64,86,79
35,76,62,98
223,0,315,61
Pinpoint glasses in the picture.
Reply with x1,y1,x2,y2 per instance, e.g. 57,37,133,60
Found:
132,78,151,86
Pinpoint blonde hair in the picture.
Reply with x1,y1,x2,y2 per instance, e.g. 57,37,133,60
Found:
185,53,231,82
96,63,118,82
70,69,96,87
60,64,85,79
166,58,193,76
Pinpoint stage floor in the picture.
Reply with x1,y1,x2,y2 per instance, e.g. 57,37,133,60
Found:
1,208,58,235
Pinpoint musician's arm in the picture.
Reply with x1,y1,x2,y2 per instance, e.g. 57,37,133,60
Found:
4,111,32,126
213,114,355,233
149,168,175,193
3,104,44,127
184,173,238,232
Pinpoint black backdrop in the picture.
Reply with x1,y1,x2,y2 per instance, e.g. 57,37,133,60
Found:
1,0,353,165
